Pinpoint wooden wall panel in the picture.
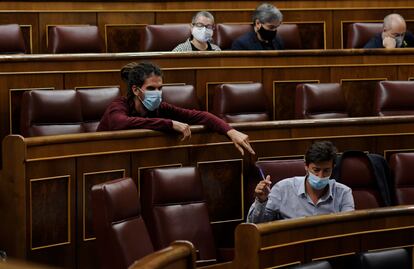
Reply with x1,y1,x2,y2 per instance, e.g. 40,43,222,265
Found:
63,72,121,90
156,12,195,24
26,159,76,268
98,12,154,53
104,25,146,53
341,79,384,117
296,23,325,49
377,136,414,160
282,10,331,49
263,67,329,120
397,65,414,80
133,148,189,194
332,66,396,116
197,159,243,222
331,66,397,81
197,69,262,112
76,153,130,269
361,229,414,251
162,69,197,92
273,80,319,120
30,176,71,250
213,11,251,24
20,26,33,54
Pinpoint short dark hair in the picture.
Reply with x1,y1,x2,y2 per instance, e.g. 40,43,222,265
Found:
252,3,283,24
122,62,163,101
305,141,337,165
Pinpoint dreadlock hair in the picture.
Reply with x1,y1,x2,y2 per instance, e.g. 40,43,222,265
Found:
122,62,163,102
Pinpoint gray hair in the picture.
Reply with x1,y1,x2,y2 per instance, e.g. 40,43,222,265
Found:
192,11,215,24
252,3,283,24
383,13,405,30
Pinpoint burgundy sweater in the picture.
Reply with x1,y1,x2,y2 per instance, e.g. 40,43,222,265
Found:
97,97,232,135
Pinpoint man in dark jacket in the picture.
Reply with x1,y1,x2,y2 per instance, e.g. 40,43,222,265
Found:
364,13,414,49
232,3,284,50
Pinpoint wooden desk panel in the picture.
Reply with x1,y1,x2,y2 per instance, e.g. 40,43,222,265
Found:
2,118,414,268
219,206,414,269
2,50,414,174
2,50,414,154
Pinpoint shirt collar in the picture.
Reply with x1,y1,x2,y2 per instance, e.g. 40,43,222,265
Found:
319,180,334,202
297,176,306,196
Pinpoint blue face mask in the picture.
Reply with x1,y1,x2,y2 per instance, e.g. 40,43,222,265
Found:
140,89,162,111
307,172,330,190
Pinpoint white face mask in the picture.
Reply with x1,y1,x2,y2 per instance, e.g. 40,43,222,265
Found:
192,27,213,43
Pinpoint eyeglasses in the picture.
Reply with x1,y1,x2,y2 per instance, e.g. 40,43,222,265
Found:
192,22,215,30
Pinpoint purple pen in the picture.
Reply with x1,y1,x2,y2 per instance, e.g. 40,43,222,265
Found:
258,168,266,180
258,168,271,193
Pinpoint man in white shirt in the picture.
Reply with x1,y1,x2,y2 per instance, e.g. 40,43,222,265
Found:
247,141,354,223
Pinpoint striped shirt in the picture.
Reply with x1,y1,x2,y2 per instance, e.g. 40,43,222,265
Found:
172,38,221,52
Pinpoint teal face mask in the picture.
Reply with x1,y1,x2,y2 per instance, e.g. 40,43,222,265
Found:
307,172,330,190
140,89,162,111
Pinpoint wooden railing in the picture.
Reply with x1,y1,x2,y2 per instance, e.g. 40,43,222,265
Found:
204,206,414,269
128,241,196,269
2,117,414,268
3,49,414,163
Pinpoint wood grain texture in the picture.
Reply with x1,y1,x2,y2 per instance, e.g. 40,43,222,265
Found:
2,117,414,267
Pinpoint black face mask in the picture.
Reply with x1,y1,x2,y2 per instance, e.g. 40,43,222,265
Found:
258,25,276,42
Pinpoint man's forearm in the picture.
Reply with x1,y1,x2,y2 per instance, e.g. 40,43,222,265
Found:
246,198,268,223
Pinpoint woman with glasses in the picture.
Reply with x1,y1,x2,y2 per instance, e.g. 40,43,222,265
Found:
232,3,284,50
173,11,221,51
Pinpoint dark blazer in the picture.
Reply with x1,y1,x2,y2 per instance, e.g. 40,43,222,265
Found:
364,31,414,48
231,31,284,50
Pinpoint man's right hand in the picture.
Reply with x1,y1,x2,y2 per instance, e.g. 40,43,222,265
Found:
172,120,191,141
383,36,397,48
255,175,272,202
